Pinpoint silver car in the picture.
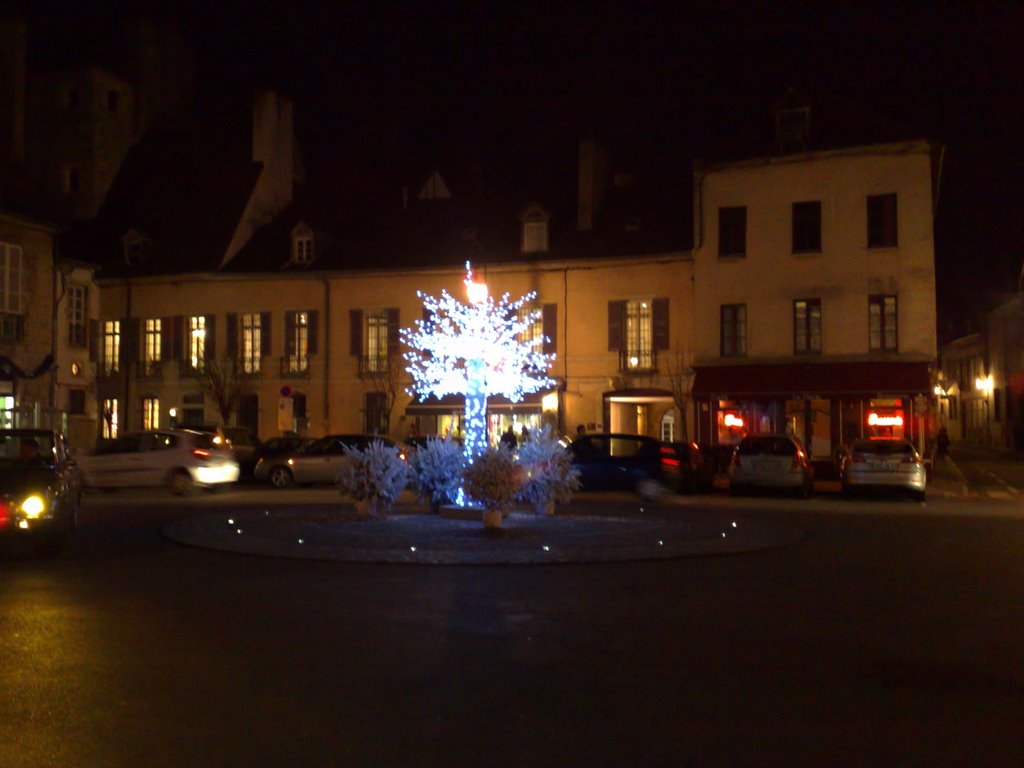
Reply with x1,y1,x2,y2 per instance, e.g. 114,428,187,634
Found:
840,439,926,501
728,434,813,498
254,434,402,488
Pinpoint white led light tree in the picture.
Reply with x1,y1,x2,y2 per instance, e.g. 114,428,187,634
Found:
401,262,555,501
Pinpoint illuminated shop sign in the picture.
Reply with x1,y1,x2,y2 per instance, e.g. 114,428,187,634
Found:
723,413,745,428
867,412,904,427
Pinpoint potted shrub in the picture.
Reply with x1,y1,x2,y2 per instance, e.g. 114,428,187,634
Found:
338,439,410,518
463,446,522,529
515,424,581,515
408,437,466,513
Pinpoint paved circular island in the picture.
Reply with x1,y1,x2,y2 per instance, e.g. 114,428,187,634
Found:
162,500,802,564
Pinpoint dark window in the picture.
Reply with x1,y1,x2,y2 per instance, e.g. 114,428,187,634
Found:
718,207,747,257
792,201,821,253
869,295,898,352
69,389,86,415
793,299,822,354
867,193,898,248
721,304,747,357
238,394,259,435
365,392,388,435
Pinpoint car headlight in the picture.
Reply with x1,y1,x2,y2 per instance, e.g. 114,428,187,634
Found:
21,495,46,518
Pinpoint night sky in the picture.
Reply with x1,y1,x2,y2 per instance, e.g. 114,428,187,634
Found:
22,1,1024,339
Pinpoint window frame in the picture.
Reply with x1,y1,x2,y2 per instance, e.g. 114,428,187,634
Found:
0,242,24,314
285,310,310,374
867,193,898,249
142,396,160,431
363,310,390,374
720,303,747,358
142,318,161,376
188,315,207,371
868,294,898,352
624,299,654,370
102,320,120,375
240,312,262,373
793,298,822,355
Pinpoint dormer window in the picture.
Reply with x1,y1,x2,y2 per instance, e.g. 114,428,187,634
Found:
520,204,550,254
291,224,314,265
121,229,151,266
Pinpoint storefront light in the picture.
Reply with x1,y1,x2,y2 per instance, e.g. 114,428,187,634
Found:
975,375,994,397
867,412,904,427
723,413,744,428
541,392,558,411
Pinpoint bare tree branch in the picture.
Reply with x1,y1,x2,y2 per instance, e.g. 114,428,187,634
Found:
194,356,250,426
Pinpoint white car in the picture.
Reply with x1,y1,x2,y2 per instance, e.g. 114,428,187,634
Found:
840,438,927,501
78,429,240,495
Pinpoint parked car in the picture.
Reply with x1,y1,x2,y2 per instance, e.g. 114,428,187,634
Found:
659,441,716,494
254,434,403,488
221,427,262,476
840,438,927,501
78,429,240,495
0,429,81,554
568,433,666,500
728,433,813,497
251,435,313,470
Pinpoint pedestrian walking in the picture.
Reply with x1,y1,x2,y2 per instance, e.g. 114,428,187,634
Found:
936,425,950,461
500,425,517,451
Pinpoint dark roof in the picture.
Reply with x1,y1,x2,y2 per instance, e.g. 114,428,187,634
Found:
68,114,261,277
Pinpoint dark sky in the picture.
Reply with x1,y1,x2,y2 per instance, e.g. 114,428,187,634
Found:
23,1,1024,338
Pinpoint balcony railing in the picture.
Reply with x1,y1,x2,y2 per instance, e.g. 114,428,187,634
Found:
138,360,163,378
358,355,390,377
280,355,310,378
0,313,25,341
619,349,657,374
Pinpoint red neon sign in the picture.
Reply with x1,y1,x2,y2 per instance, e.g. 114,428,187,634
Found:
867,412,904,427
723,413,745,428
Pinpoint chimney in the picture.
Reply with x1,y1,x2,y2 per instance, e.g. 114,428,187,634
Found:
0,19,27,166
774,87,810,155
577,135,609,231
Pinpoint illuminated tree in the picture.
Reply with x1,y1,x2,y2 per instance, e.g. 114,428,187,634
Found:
401,263,555,483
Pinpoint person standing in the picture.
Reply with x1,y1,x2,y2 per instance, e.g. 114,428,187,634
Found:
500,425,517,451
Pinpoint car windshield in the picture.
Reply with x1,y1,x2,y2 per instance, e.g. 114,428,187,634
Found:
852,440,914,456
737,436,797,456
0,432,57,466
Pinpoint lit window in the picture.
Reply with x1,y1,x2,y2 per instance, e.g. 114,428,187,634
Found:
364,311,389,374
103,320,120,375
102,398,118,439
518,307,544,355
625,300,653,370
285,311,309,374
522,221,548,253
142,397,159,430
143,318,161,376
241,313,262,373
189,315,206,370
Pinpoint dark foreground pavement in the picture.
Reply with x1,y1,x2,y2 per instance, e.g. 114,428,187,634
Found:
1,491,1023,767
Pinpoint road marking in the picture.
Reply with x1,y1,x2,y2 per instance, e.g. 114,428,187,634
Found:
983,471,1019,495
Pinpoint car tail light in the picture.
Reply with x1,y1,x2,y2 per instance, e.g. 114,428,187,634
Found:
0,500,9,528
192,448,211,460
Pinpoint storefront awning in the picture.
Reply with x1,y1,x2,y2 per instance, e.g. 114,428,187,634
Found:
405,390,555,415
692,361,932,398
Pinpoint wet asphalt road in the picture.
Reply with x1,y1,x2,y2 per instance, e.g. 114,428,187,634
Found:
2,487,1023,767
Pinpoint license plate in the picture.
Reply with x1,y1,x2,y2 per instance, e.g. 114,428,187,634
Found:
756,461,775,471
868,462,897,471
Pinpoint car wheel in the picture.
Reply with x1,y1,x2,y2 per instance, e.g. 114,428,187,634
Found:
269,466,294,489
636,477,664,502
168,470,194,496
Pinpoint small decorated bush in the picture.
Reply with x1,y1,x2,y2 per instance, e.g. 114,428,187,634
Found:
515,424,581,514
463,446,522,528
338,440,410,518
408,437,466,512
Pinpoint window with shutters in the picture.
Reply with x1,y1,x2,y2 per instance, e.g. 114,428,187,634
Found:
869,295,898,351
793,298,822,354
517,306,544,355
188,315,207,372
68,285,87,347
241,313,262,373
624,300,654,371
142,318,161,377
364,311,389,374
103,320,120,375
720,304,747,358
285,311,309,374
